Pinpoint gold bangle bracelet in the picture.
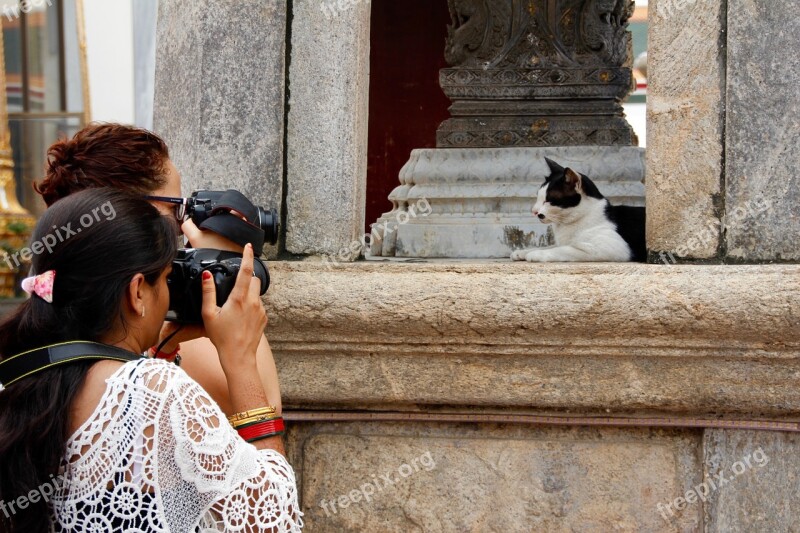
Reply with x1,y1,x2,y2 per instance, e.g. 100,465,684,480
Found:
227,406,278,425
232,414,282,430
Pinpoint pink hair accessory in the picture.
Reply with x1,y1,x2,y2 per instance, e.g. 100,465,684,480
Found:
21,270,56,303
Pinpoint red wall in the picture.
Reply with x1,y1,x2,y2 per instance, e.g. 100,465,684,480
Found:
366,0,452,231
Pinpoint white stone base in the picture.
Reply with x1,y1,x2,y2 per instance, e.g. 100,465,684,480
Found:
370,146,646,258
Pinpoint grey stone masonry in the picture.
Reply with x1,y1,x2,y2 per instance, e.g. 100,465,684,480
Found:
285,0,371,259
725,0,800,261
648,0,800,263
704,430,800,531
647,0,725,259
153,0,287,256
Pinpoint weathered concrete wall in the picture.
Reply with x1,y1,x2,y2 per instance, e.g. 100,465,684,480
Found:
647,0,725,259
285,0,371,259
153,0,287,254
648,0,800,263
725,0,800,261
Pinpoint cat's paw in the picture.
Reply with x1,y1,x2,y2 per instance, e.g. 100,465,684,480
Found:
510,250,529,261
524,250,551,262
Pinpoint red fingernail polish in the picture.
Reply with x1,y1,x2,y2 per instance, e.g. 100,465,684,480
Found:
202,271,212,280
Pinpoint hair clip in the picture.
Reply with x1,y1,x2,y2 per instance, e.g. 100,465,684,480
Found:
21,270,56,303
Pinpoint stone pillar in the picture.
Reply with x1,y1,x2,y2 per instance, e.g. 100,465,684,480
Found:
153,0,287,255
285,0,371,260
724,0,800,261
370,0,645,259
646,0,724,261
648,0,800,263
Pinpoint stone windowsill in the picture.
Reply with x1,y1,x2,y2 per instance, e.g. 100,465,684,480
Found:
267,260,800,419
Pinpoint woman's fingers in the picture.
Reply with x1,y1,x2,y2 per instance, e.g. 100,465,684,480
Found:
200,270,219,323
228,243,255,303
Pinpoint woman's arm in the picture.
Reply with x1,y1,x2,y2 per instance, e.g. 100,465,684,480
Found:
178,333,282,417
175,220,283,417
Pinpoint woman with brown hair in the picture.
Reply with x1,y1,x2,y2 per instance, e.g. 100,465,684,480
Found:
34,122,282,418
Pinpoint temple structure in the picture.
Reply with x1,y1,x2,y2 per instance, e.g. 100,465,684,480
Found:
154,0,800,530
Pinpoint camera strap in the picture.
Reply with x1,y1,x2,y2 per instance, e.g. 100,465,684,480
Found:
0,341,143,389
198,190,266,250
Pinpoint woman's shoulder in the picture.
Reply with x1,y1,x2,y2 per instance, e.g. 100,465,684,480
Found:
68,358,182,437
109,357,193,394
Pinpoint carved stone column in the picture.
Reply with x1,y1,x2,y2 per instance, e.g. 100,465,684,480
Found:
370,0,644,259
438,0,636,148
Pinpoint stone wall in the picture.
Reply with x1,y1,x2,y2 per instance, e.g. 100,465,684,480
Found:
648,0,800,263
154,0,287,256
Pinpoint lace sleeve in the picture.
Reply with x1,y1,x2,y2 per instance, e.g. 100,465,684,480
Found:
153,361,303,532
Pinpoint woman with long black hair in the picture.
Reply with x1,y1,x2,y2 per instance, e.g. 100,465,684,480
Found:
0,189,301,532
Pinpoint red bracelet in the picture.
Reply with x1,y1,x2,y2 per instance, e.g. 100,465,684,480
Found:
237,418,285,442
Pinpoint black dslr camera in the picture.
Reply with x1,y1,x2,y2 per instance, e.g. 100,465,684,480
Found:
186,190,279,248
166,190,277,323
167,249,270,324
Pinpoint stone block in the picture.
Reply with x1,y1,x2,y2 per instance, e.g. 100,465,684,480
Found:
153,0,287,255
725,0,800,261
285,0,371,258
267,262,800,415
291,423,702,532
647,0,725,259
704,430,800,531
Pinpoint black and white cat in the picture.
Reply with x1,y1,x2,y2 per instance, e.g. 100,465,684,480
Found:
510,158,646,262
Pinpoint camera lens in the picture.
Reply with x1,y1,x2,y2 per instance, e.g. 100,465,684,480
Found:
259,208,279,246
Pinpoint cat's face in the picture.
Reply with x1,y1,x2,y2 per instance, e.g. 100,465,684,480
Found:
532,159,585,224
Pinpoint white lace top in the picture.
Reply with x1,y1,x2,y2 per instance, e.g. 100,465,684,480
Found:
49,358,303,532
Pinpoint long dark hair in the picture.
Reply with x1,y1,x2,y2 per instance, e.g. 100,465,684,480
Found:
0,189,178,532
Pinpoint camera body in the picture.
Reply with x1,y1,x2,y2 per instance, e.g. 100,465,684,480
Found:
186,190,279,247
167,248,270,324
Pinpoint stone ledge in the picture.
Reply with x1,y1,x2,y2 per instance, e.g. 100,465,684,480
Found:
267,261,800,417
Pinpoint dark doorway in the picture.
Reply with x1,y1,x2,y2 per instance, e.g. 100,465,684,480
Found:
366,0,451,231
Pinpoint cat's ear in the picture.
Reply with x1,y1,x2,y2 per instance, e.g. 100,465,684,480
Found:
544,158,564,178
565,168,583,192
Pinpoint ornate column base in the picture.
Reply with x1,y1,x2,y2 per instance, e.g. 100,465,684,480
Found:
369,146,645,259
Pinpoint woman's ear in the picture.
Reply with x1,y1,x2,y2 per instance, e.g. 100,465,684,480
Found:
125,273,147,318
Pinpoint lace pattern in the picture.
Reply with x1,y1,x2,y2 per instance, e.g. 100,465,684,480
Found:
50,358,303,532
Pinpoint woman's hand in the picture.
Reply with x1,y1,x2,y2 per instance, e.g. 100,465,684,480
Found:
182,219,243,253
200,243,267,374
